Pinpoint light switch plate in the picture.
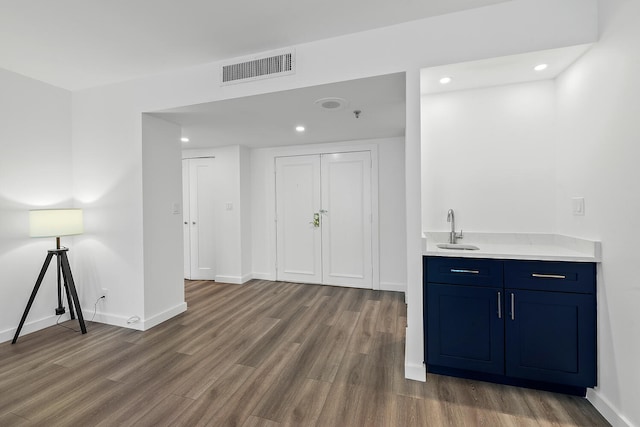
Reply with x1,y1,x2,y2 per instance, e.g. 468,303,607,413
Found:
172,202,181,215
225,202,233,211
572,197,585,216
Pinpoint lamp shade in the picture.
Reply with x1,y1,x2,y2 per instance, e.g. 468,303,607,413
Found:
29,209,84,237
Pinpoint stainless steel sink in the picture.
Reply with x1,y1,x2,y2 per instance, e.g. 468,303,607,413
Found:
437,243,480,251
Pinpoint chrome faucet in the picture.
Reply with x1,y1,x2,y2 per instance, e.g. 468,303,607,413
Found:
447,209,463,244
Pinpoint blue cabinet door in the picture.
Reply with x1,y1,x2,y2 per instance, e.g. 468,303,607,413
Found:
505,289,596,387
427,283,504,375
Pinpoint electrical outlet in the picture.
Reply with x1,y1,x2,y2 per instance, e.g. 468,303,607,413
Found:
101,288,109,299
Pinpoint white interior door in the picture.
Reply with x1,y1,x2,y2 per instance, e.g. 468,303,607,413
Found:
321,152,372,288
275,151,372,288
183,158,216,280
275,155,322,284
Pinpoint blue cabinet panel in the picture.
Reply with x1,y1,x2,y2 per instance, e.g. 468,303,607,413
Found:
505,289,596,387
427,257,503,287
504,260,595,293
427,283,504,375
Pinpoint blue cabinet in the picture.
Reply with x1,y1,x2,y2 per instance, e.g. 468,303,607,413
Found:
505,289,596,387
425,256,596,394
427,283,504,374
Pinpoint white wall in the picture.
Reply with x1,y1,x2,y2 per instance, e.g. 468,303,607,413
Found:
250,137,407,291
0,68,73,343
141,115,186,326
67,0,597,382
554,1,640,425
422,80,557,233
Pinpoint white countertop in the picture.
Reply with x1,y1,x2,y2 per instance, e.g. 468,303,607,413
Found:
422,232,601,262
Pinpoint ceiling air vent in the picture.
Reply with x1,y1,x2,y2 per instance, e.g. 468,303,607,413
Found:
221,50,295,85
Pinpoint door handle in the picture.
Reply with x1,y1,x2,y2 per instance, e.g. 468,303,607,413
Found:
497,292,502,319
310,213,320,228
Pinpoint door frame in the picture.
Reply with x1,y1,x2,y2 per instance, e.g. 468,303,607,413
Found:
265,141,380,290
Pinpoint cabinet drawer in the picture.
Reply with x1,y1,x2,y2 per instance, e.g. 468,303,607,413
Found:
504,260,595,294
427,257,503,287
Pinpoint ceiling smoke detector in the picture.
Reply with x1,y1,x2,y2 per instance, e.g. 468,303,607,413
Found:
314,97,348,111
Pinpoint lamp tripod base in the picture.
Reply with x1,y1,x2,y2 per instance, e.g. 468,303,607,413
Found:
12,248,87,344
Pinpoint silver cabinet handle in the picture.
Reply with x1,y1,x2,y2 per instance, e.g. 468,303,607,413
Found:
497,292,502,319
532,273,566,279
511,293,515,320
450,269,480,274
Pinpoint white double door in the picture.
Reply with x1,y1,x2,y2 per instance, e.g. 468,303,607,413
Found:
183,158,216,280
275,151,373,288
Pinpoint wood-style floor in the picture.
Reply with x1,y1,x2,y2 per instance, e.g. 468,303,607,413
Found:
0,279,609,426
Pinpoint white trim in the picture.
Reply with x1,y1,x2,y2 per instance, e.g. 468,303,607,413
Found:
251,272,275,281
0,314,72,344
141,302,188,330
405,339,427,382
380,281,406,293
84,302,187,331
587,389,634,427
215,274,251,284
83,310,146,331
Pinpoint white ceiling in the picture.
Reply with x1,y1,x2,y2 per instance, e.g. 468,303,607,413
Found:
152,44,592,150
0,0,507,90
420,44,592,95
2,0,590,152
151,73,406,149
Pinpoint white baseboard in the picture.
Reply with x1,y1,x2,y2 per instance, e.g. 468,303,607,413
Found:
587,389,633,427
404,361,426,381
215,274,250,284
141,302,187,330
252,272,276,281
0,313,72,344
380,281,406,293
83,310,145,331
405,348,426,382
83,301,187,331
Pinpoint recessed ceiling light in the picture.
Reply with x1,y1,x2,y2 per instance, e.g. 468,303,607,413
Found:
534,64,548,71
180,137,189,143
439,76,452,85
295,126,305,132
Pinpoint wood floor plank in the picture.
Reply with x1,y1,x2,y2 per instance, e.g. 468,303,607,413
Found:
376,290,399,333
241,415,281,427
0,412,30,427
347,298,381,354
0,279,610,427
130,393,195,427
171,317,280,400
306,310,360,382
205,342,301,427
175,363,256,425
280,379,332,427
